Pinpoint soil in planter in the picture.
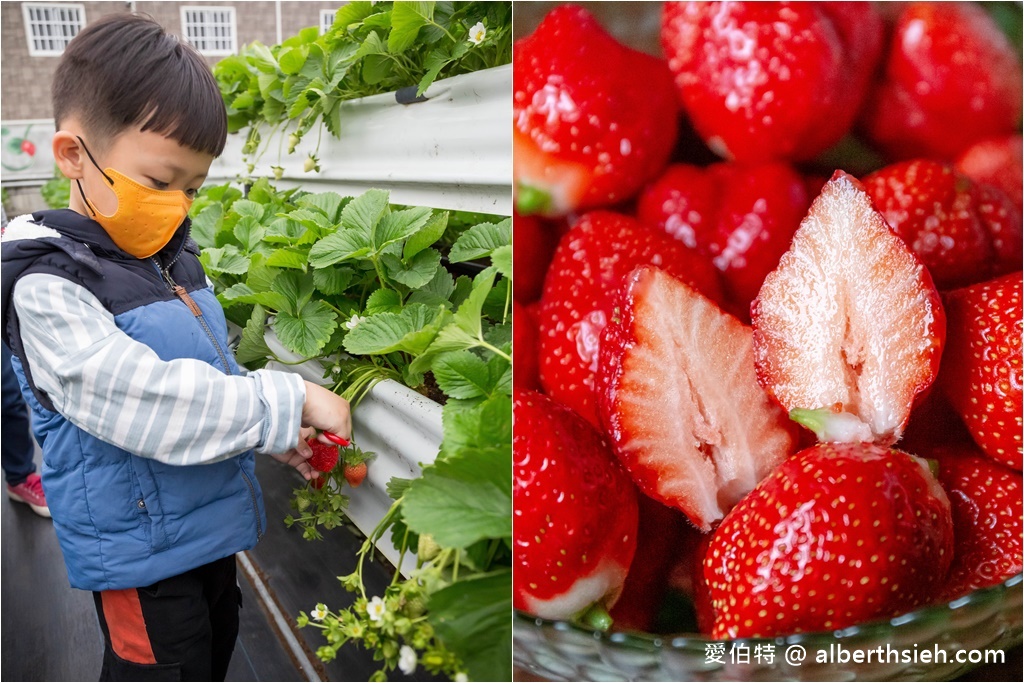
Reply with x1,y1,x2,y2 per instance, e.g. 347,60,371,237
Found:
417,372,448,405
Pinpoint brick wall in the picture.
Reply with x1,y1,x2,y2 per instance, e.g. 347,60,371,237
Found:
0,2,129,121
0,0,341,123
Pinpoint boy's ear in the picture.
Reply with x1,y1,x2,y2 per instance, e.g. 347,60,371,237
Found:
53,131,88,180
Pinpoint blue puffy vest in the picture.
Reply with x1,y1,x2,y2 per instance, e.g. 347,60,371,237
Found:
1,209,267,591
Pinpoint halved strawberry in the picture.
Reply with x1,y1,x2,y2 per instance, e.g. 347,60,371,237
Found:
862,160,1022,289
941,272,1023,470
513,5,679,216
706,442,953,639
930,445,1023,601
751,171,946,445
513,389,639,620
957,135,1023,213
636,162,809,314
598,266,795,531
539,211,722,427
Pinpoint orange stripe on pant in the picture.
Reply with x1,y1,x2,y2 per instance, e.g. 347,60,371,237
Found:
100,589,158,664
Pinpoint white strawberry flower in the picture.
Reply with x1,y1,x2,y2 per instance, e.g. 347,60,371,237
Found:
398,645,417,675
454,673,468,682
468,22,486,45
311,604,328,621
366,595,386,622
345,313,367,330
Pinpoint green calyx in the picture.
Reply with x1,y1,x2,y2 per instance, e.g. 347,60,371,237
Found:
516,183,552,216
578,603,613,632
789,407,833,439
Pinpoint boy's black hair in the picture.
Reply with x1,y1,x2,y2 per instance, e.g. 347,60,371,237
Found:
52,13,226,157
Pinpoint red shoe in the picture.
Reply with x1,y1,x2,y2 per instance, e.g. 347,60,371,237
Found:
6,473,50,518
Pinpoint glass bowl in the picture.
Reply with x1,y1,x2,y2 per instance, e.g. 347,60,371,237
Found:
513,574,1022,681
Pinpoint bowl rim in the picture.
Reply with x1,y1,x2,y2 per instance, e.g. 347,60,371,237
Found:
513,572,1024,651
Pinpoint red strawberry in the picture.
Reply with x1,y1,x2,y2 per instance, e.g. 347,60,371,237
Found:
751,172,946,445
512,300,541,391
860,3,1023,161
539,211,722,427
930,445,1023,601
306,437,339,473
609,496,689,633
598,266,795,531
957,135,1024,213
863,160,1023,289
705,442,953,639
343,462,367,488
513,212,561,304
940,272,1023,470
513,5,679,216
513,389,639,620
637,162,809,313
660,1,882,162
20,139,35,156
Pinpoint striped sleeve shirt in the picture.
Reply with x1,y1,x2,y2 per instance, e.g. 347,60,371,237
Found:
12,272,306,465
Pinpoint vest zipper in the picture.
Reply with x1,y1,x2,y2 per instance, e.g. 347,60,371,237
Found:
150,255,264,542
151,259,232,374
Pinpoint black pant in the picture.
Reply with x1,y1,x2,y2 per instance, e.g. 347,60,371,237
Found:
92,555,241,682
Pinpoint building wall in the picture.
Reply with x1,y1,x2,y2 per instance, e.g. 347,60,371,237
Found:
1,1,129,121
1,1,350,122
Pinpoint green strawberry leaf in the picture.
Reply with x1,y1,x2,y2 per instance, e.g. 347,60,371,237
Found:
372,206,433,252
313,266,353,296
296,191,346,224
236,305,272,367
341,187,390,234
265,248,309,270
388,1,432,54
343,303,449,356
402,444,511,548
403,211,448,260
200,246,251,275
270,270,315,317
382,248,441,289
491,244,511,280
271,300,338,358
308,227,373,267
428,570,512,683
190,204,222,249
231,199,265,221
234,216,266,253
364,288,403,315
448,218,511,263
432,350,497,400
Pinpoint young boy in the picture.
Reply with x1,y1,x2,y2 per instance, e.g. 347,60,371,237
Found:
0,14,350,681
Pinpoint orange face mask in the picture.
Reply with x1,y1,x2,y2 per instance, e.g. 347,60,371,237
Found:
75,137,192,259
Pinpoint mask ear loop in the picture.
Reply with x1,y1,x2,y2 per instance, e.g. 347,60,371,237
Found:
74,136,114,217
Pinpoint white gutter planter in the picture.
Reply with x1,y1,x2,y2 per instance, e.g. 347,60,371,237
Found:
208,65,512,216
261,327,442,576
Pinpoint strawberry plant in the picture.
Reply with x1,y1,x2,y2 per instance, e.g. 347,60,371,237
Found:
193,180,512,682
214,1,512,169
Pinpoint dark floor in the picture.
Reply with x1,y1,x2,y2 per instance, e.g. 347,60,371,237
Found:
0,447,433,682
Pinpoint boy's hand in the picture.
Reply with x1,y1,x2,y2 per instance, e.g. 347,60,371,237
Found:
270,426,317,479
301,382,352,446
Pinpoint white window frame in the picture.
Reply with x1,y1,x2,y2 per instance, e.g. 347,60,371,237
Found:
22,3,86,57
180,5,237,56
320,9,336,34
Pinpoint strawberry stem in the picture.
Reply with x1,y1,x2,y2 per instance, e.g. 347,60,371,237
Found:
789,407,832,440
516,183,552,216
579,604,613,632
